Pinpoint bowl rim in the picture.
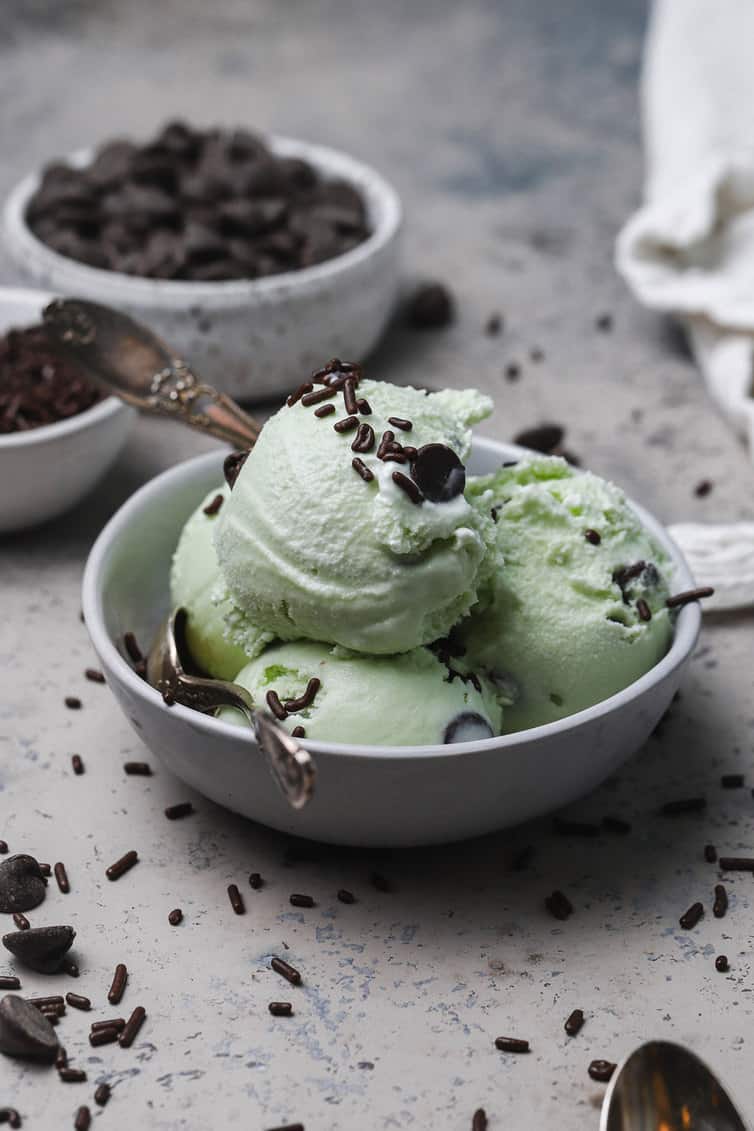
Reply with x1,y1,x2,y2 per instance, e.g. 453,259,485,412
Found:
82,439,702,760
0,284,129,450
3,134,403,307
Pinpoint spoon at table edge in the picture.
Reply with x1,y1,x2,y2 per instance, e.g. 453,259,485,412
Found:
42,297,262,450
146,608,316,811
600,1040,747,1131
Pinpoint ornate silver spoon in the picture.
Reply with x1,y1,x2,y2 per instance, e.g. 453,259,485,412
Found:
147,609,315,811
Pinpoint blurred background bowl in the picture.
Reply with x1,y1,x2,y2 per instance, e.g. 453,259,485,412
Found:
3,136,403,402
0,286,134,533
82,438,700,847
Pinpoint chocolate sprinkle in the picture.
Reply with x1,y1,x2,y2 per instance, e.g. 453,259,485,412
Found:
64,697,82,710
203,493,224,517
286,381,313,407
679,901,704,930
165,802,194,820
718,857,754,872
545,890,573,920
392,470,424,504
337,889,356,904
71,755,84,775
271,956,301,985
302,386,337,407
352,457,374,483
54,863,69,894
65,992,90,1012
333,415,359,433
357,398,372,415
266,690,288,720
513,423,564,454
223,450,249,490
494,1036,530,1053
588,1060,616,1083
227,884,245,915
106,850,138,881
12,915,29,932
118,1005,146,1048
0,978,20,991
351,422,375,453
94,1083,111,1107
107,963,128,1005
91,1018,125,1034
314,403,336,418
376,429,395,459
713,884,728,919
84,668,105,683
636,598,652,622
289,894,315,908
168,908,183,926
268,1001,293,1016
715,955,729,973
584,529,601,545
124,761,152,775
564,1009,585,1036
0,844,7,856
89,1026,120,1047
0,1109,21,1128
666,586,715,608
59,1068,87,1083
284,678,320,714
472,1109,488,1131
387,416,412,431
74,1106,91,1131
291,726,306,738
249,873,264,890
343,377,359,416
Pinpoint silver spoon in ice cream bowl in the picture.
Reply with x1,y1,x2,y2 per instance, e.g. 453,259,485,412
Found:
40,298,315,810
41,297,262,448
147,608,315,811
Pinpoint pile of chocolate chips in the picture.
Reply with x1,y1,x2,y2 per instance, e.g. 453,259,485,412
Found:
0,324,101,434
26,122,372,281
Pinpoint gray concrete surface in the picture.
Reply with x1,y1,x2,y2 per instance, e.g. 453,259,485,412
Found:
2,0,754,1127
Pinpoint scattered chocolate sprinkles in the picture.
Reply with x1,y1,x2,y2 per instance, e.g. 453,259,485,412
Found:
337,889,356,904
314,403,336,418
284,678,320,714
584,529,601,545
12,914,29,931
472,1109,488,1131
715,955,729,973
84,668,105,683
545,890,573,920
291,726,306,738
59,1068,87,1083
352,456,374,483
588,1060,616,1083
168,908,183,926
388,416,412,431
564,1009,585,1036
679,901,704,930
38,863,51,876
392,470,424,504
124,761,151,775
64,960,79,979
266,690,288,720
661,797,706,816
227,884,245,915
494,1036,530,1053
357,398,372,415
249,873,264,890
287,381,313,407
343,377,359,416
54,863,69,894
636,598,652,622
694,479,713,498
28,996,64,1010
65,992,90,1012
721,773,744,789
71,755,84,775
376,429,395,459
108,964,128,1005
203,493,224,517
271,956,301,986
74,1106,91,1131
165,802,194,820
289,894,315,908
65,697,82,710
666,587,715,608
119,1005,146,1048
89,1027,120,1047
713,884,728,919
719,857,754,872
351,422,375,453
91,1018,126,1034
269,1001,293,1016
301,386,336,407
105,850,138,881
0,977,21,990
333,415,359,433
94,1083,111,1107
55,1046,67,1069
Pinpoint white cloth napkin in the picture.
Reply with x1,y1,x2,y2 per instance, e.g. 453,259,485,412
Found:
616,0,754,610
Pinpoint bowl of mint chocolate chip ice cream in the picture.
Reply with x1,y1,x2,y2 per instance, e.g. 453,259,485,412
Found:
83,360,707,845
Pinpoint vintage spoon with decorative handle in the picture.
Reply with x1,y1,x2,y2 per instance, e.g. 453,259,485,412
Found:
147,609,316,810
42,297,261,449
601,1041,747,1131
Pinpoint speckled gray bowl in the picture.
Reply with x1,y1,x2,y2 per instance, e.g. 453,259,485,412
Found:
4,136,402,401
81,438,701,847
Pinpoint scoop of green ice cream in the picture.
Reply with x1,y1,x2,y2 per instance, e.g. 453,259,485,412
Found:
219,640,504,746
462,456,673,732
170,486,272,679
214,377,494,655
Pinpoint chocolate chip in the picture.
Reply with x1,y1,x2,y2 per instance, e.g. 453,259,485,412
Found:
0,856,47,914
411,444,466,503
513,424,564,454
0,994,59,1062
444,712,494,743
2,925,75,973
406,282,454,329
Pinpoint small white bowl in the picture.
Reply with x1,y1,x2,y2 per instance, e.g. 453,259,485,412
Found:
82,439,700,847
4,137,402,401
0,287,134,533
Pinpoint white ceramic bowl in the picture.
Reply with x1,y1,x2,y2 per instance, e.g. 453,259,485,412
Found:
4,138,402,401
82,440,700,847
0,287,134,533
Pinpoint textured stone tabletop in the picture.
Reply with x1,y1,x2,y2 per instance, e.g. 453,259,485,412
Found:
2,0,754,1127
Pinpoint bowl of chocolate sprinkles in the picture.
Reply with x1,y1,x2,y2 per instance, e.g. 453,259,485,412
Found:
0,287,134,533
82,434,702,847
3,123,402,401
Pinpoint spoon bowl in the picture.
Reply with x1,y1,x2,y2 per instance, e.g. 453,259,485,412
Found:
601,1041,747,1131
